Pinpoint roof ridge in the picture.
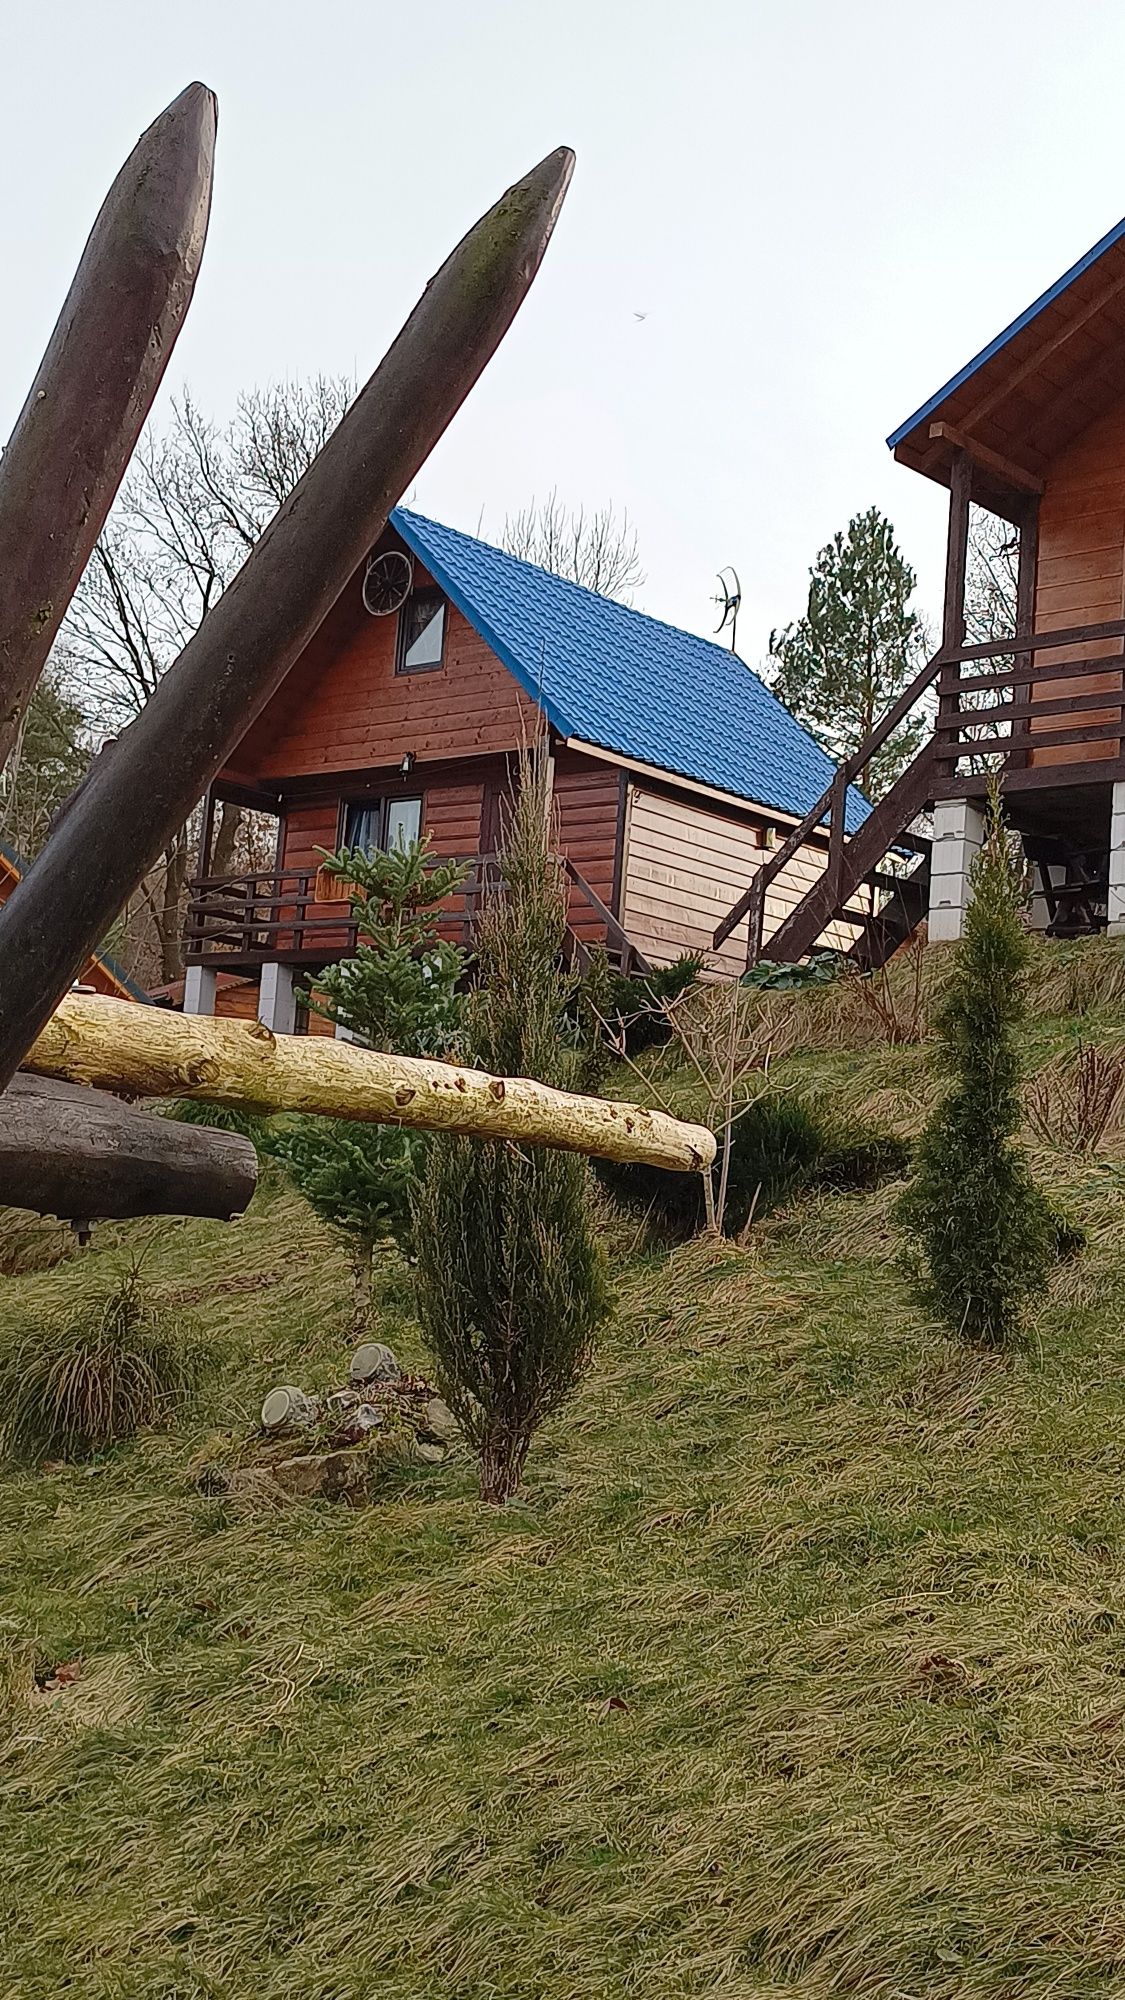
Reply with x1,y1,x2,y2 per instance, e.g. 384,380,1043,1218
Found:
391,504,752,669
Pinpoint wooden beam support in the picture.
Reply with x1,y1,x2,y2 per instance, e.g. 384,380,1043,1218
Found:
0,83,215,771
934,450,972,787
22,995,716,1175
927,422,1044,499
0,145,574,1092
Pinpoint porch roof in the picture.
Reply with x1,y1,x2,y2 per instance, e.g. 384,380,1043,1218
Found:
888,213,1125,507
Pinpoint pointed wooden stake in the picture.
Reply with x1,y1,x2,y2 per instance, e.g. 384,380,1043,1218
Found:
0,145,574,1091
0,82,216,771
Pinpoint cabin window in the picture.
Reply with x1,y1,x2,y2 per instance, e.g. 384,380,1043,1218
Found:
341,794,424,856
396,588,446,674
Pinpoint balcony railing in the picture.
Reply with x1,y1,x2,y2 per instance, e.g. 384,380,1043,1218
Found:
184,852,649,976
714,613,1125,969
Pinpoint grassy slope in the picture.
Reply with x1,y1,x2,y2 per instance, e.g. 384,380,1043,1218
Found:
5,946,1125,1996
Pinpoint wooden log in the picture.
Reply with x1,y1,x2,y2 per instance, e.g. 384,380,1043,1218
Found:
22,995,716,1175
0,82,216,771
0,1073,257,1223
0,145,574,1091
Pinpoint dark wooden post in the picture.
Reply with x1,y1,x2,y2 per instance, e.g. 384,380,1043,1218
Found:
1009,496,1040,769
0,146,574,1090
827,766,848,906
934,449,972,791
0,84,215,771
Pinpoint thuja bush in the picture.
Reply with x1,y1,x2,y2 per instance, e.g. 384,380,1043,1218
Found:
897,795,1055,1347
0,1263,201,1463
413,752,610,1504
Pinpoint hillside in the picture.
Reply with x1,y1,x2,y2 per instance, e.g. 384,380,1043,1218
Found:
5,940,1125,1997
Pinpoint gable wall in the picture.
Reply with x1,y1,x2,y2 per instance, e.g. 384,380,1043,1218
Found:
224,558,538,785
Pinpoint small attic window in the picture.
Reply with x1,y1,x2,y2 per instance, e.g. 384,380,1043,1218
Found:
396,588,446,674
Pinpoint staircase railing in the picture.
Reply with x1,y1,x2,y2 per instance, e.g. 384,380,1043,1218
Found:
713,641,946,956
714,613,1125,964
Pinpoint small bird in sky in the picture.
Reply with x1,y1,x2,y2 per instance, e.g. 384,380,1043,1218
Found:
633,310,648,321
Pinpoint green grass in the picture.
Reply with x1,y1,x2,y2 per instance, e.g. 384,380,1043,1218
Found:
6,947,1125,1994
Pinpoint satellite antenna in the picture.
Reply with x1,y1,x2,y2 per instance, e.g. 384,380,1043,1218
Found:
713,567,741,652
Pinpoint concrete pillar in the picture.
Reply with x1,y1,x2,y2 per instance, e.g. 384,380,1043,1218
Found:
182,964,217,1016
1108,781,1125,936
258,961,297,1036
927,798,986,943
1028,862,1067,934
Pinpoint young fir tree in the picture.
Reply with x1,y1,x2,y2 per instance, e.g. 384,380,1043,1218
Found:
897,790,1054,1347
412,753,610,1504
769,507,925,798
268,837,468,1330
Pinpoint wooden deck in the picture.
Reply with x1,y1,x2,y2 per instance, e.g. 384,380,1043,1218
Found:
184,852,650,977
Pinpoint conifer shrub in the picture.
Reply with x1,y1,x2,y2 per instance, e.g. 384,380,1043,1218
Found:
267,837,468,1328
412,752,610,1504
897,793,1055,1347
0,1264,201,1463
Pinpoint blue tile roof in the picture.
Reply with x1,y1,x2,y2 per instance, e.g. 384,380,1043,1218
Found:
391,508,868,834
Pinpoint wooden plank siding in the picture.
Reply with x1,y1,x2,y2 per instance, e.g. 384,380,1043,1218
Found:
224,559,536,785
1031,398,1125,767
553,754,621,944
620,786,864,972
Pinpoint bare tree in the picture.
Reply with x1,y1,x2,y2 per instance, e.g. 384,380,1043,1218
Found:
56,377,353,981
958,507,1021,775
501,489,644,602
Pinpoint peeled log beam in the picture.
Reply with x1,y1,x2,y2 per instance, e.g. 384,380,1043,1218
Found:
0,82,216,771
0,144,573,1091
1,1074,257,1223
22,996,716,1175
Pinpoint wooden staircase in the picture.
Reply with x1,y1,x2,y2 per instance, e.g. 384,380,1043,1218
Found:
715,602,1125,972
714,642,945,970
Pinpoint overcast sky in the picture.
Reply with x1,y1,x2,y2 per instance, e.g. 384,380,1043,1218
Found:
4,0,1125,667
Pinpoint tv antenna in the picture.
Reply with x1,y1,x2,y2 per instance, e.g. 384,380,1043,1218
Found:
713,567,741,652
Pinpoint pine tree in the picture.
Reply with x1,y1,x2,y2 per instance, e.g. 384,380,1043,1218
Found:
897,791,1054,1347
412,753,610,1503
769,508,925,797
267,836,469,1330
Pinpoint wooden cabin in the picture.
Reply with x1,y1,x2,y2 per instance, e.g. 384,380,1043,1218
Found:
180,509,874,1029
714,214,1125,966
0,838,148,1003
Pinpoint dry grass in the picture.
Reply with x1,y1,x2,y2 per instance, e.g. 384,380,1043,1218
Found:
4,951,1125,1994
0,1261,203,1463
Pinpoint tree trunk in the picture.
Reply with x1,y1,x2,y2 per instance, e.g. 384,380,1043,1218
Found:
157,838,189,981
478,1426,530,1505
351,1231,375,1335
210,802,243,879
0,1073,256,1223
24,993,716,1174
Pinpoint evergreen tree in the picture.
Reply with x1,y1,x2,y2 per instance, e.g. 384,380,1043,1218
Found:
897,791,1053,1347
412,754,610,1503
769,508,925,797
268,836,468,1329
0,671,87,859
